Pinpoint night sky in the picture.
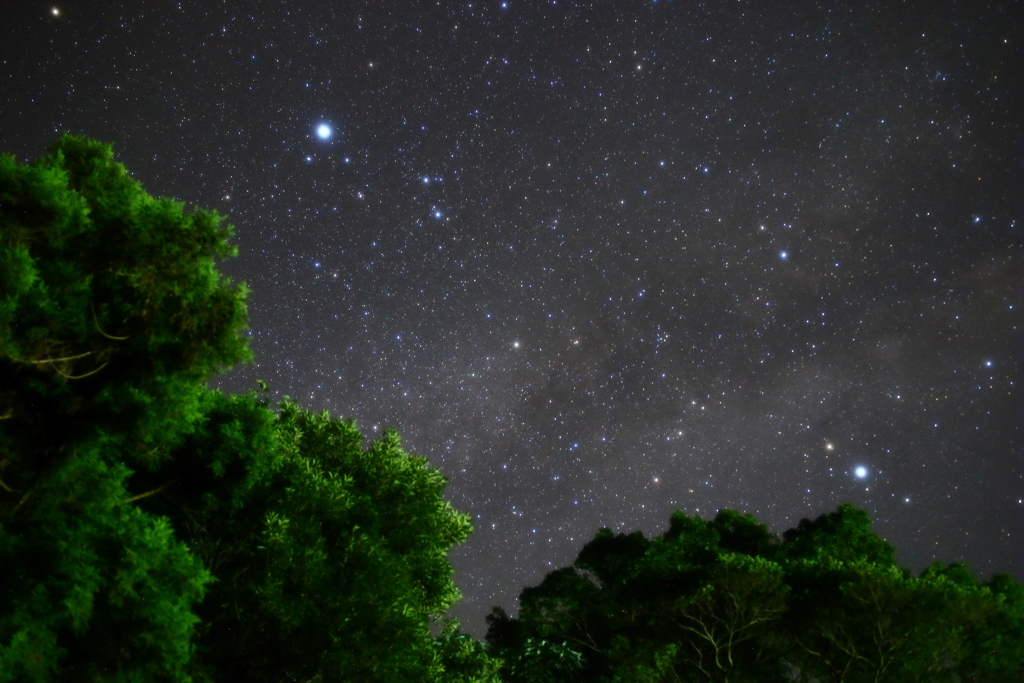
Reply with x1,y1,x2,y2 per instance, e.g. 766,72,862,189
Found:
3,1,1021,636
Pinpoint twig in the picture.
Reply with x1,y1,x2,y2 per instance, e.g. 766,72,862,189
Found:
9,480,39,517
23,351,92,364
120,478,181,505
92,301,129,340
53,361,109,380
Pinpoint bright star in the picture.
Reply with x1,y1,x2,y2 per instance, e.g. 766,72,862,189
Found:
316,124,332,139
780,251,788,260
854,466,868,478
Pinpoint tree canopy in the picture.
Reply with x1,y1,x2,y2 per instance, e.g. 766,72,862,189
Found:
1,134,250,682
0,136,491,683
488,507,1024,683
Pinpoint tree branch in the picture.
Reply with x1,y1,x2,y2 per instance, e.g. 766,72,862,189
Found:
9,480,40,518
120,478,181,504
23,351,92,364
92,301,129,340
53,360,110,380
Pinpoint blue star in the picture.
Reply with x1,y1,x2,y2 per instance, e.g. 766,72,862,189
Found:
316,124,332,140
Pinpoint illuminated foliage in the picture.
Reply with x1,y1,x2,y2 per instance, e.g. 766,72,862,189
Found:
0,138,477,683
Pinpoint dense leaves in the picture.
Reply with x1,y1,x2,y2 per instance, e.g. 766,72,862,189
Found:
1,135,249,682
489,507,1024,682
432,621,503,683
0,134,250,471
0,138,486,682
176,399,474,682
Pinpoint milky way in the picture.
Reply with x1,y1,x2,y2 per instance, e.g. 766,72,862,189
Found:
2,0,1020,635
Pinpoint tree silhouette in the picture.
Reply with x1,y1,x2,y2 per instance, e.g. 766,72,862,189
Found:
489,506,1023,683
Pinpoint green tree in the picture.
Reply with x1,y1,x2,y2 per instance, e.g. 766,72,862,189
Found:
517,568,607,657
431,620,504,683
165,400,473,682
618,514,788,683
637,552,788,682
603,639,681,683
782,559,991,683
490,506,1023,683
780,504,895,566
777,513,1019,683
708,509,776,558
959,572,1024,682
1,137,475,682
1,135,248,682
0,134,250,468
492,511,790,683
122,388,476,683
575,529,650,588
502,638,584,683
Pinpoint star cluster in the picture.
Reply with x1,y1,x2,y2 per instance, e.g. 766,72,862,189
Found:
2,1,1020,635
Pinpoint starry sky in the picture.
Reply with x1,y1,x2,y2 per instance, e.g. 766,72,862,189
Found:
3,1,1021,636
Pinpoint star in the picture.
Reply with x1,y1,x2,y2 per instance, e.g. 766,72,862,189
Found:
8,0,1017,642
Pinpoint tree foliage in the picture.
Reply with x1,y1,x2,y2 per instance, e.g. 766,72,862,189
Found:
0,134,250,466
489,507,1023,683
0,137,481,682
1,135,248,682
154,397,474,682
431,620,503,683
